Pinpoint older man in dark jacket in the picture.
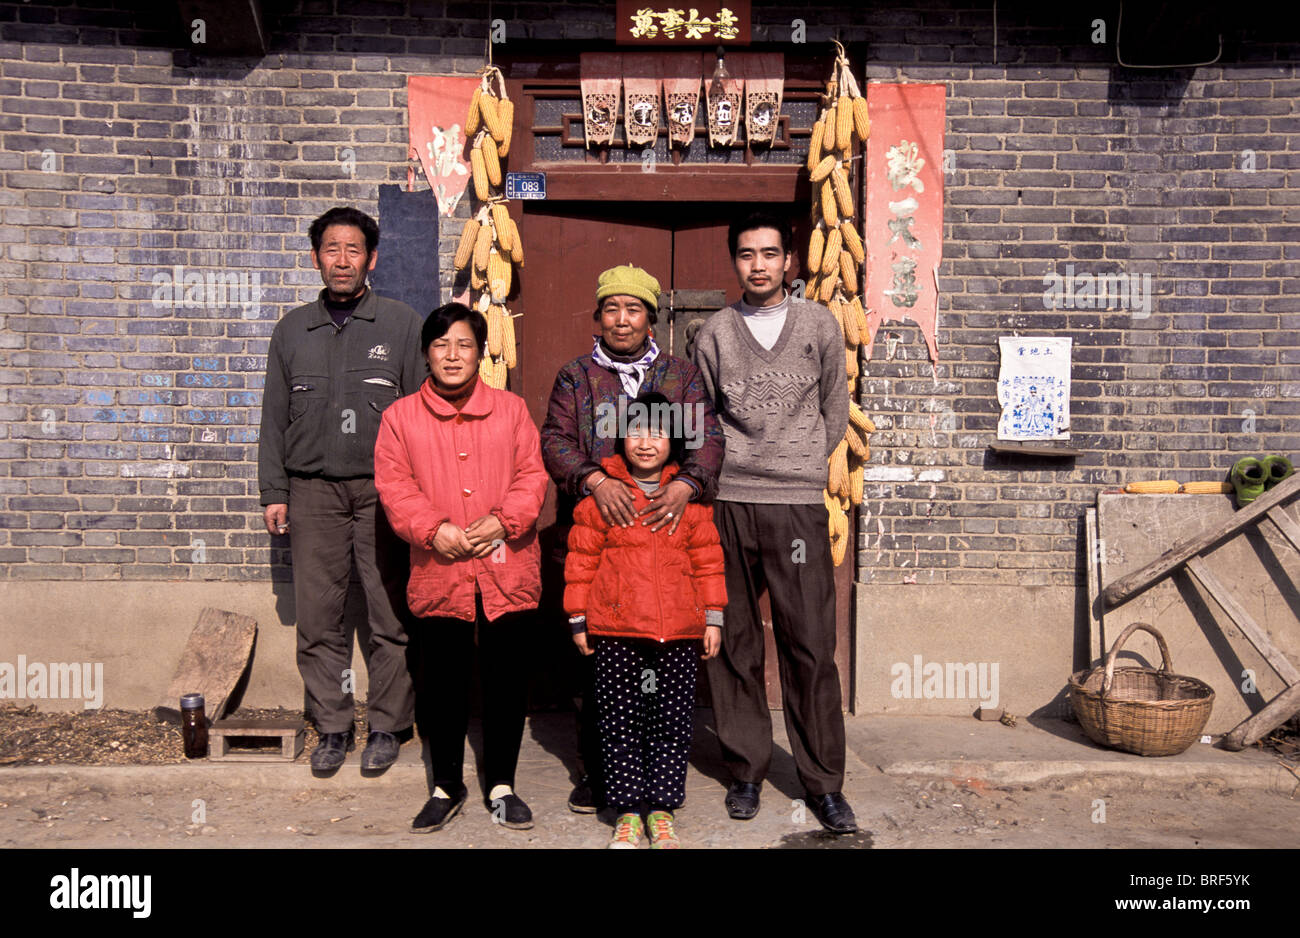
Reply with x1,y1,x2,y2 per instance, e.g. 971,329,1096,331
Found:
259,207,426,773
540,264,724,813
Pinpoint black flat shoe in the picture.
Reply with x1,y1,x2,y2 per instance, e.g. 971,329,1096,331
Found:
412,786,467,833
725,781,761,820
360,730,400,770
807,792,857,834
567,777,600,814
488,792,534,830
309,730,354,771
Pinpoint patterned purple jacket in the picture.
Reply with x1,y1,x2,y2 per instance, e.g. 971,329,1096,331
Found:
541,350,725,556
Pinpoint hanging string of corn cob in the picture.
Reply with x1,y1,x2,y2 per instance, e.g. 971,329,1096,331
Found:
808,41,875,566
452,65,523,389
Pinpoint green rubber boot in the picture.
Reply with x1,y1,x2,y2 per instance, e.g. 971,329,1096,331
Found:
1261,455,1294,490
1231,457,1266,507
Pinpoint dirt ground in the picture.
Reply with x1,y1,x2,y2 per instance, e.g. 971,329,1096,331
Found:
1,706,1296,849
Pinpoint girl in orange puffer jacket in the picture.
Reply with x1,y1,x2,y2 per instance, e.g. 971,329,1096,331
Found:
564,391,726,849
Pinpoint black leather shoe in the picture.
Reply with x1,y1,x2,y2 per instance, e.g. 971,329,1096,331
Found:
725,781,761,820
488,792,535,830
567,776,600,814
309,730,354,771
807,792,858,833
360,730,400,770
412,786,467,833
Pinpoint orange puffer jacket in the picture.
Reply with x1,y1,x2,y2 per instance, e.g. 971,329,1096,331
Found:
564,455,727,642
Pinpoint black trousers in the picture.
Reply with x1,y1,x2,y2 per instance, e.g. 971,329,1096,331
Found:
415,595,529,794
706,501,846,796
594,637,698,813
288,476,415,735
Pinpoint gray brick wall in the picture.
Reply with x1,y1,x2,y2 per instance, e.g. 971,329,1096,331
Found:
0,1,1296,589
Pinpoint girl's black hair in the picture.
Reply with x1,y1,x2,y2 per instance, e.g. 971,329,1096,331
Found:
421,302,486,355
617,390,686,470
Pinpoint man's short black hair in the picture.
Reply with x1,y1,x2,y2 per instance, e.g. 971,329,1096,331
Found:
421,302,486,355
309,207,380,254
728,211,792,259
617,390,687,470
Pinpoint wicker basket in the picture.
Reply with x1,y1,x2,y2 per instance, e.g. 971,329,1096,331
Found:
1069,621,1215,757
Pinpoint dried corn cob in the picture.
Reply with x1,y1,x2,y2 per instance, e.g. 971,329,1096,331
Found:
807,225,825,277
849,461,865,507
851,96,870,142
470,147,489,201
502,310,517,368
845,346,858,378
488,250,511,302
831,166,854,218
818,274,836,303
828,439,849,494
491,203,512,253
840,222,864,263
820,180,839,228
840,294,859,344
1124,480,1180,494
486,303,504,356
839,250,857,297
831,532,847,567
809,155,836,183
821,227,841,276
453,217,480,270
479,93,505,143
466,87,483,136
807,118,826,172
845,424,867,459
481,137,502,186
472,222,492,272
822,101,837,152
849,401,875,433
836,95,853,151
1180,481,1233,494
497,98,514,157
507,218,524,267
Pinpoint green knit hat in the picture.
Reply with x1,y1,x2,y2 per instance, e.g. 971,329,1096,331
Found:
596,264,660,312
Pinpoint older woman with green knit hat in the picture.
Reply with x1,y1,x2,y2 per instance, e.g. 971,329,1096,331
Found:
540,263,726,815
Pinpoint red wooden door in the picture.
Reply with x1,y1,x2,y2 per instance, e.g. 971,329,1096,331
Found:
515,203,849,710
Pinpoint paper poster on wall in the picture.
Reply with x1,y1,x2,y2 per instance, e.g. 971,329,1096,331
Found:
407,76,480,216
997,336,1072,441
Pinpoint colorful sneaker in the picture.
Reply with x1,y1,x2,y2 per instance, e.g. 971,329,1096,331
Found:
608,813,643,849
646,810,680,850
1231,457,1266,507
1262,455,1295,490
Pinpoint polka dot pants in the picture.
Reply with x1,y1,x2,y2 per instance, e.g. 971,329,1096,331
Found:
593,637,698,814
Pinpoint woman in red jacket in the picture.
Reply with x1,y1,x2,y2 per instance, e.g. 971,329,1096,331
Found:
374,302,548,834
564,391,726,849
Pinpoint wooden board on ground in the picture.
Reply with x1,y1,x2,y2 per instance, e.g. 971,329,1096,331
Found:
152,608,257,725
1096,493,1300,734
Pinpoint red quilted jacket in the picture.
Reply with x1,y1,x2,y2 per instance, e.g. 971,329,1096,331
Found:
564,455,727,642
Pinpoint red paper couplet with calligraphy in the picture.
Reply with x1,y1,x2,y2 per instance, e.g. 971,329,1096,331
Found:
580,52,622,148
862,82,946,363
407,76,480,216
616,1,750,45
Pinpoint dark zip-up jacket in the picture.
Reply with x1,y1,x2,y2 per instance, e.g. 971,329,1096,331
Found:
258,288,426,505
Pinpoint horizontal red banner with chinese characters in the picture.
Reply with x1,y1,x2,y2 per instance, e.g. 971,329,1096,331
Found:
615,0,751,45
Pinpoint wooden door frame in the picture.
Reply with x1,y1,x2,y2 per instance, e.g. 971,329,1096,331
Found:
497,50,860,712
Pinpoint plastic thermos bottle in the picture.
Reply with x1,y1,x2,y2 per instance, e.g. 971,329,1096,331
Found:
180,693,208,759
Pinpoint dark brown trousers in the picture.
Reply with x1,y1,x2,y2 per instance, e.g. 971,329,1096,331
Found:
288,476,415,735
706,500,846,796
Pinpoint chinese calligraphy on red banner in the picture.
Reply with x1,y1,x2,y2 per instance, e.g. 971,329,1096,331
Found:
862,83,945,363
